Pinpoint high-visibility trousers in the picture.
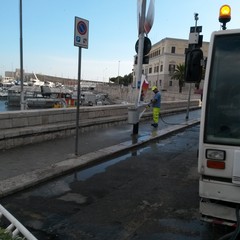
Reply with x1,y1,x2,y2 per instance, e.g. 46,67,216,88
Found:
153,107,160,124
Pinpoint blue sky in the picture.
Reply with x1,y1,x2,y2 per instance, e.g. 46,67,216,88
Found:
1,0,240,81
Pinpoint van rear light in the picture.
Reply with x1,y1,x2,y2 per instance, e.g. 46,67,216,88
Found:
207,160,225,169
206,149,226,160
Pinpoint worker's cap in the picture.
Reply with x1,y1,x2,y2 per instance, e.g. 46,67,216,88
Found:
152,86,157,91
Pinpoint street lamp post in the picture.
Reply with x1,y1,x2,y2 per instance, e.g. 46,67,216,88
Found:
19,0,24,110
117,61,120,84
103,68,108,82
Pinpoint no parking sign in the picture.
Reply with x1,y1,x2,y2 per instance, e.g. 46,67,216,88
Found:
74,17,89,48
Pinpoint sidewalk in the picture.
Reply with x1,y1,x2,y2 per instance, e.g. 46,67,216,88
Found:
0,109,201,197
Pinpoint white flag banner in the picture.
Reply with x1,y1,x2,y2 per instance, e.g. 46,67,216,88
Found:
145,0,155,34
137,74,147,103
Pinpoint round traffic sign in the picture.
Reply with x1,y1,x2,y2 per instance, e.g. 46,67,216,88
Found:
77,21,87,35
135,37,152,55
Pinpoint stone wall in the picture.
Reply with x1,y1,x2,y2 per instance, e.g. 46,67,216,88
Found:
0,100,200,150
95,84,202,103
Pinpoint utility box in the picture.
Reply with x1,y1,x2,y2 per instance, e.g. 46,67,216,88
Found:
128,107,140,124
128,104,149,124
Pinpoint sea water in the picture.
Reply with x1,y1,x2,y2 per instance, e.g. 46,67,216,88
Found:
0,100,7,112
0,100,19,112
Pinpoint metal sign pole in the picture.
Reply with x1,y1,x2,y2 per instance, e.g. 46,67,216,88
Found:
74,16,89,155
132,0,146,135
135,0,146,108
186,83,191,120
75,47,82,156
186,13,199,120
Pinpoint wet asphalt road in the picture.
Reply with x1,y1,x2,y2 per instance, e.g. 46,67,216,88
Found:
1,125,233,240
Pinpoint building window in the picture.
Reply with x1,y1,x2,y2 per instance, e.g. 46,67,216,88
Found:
171,46,176,54
149,67,152,74
169,64,175,74
160,65,163,72
154,65,159,73
169,80,173,86
160,79,162,86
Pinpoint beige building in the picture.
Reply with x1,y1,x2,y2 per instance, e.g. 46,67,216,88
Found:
134,37,209,92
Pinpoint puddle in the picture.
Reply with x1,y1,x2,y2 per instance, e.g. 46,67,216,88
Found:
18,152,135,198
15,128,197,199
18,180,72,198
58,192,87,204
76,153,132,180
18,144,156,199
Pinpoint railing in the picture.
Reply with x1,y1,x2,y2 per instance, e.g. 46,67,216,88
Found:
0,204,37,240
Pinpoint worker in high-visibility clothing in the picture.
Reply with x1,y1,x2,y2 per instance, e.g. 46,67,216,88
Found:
149,86,161,128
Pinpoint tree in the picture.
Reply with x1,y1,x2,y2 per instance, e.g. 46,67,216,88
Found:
170,63,185,93
109,72,133,86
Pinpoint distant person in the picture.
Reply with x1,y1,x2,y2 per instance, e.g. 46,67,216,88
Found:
149,86,161,128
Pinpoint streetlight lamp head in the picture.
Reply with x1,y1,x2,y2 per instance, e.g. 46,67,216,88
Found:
194,13,199,21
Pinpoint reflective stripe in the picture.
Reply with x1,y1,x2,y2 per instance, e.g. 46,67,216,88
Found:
153,107,160,123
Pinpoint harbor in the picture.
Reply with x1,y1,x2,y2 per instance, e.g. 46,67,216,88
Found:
0,73,115,112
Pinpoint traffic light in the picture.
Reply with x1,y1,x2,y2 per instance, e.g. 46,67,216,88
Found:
184,48,203,83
